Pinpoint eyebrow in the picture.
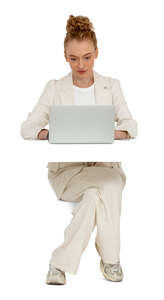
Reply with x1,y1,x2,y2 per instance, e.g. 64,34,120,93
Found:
69,52,92,57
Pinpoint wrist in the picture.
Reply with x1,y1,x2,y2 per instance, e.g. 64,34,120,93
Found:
121,130,130,139
126,131,130,139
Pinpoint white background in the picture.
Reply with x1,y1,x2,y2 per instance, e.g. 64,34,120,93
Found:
1,0,164,299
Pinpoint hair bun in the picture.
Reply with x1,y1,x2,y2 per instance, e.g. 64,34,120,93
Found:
66,15,94,33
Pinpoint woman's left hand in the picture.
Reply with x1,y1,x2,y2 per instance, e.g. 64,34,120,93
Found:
114,130,130,140
37,129,49,140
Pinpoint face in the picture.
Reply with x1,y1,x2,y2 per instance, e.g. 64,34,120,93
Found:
65,39,98,80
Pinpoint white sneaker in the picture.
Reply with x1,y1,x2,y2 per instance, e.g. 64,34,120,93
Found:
46,264,66,285
100,259,123,282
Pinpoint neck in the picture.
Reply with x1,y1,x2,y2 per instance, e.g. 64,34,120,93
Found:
72,71,94,88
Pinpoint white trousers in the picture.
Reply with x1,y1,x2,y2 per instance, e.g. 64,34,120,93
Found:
48,162,126,274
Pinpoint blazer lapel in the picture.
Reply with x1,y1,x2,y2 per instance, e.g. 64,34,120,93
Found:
59,70,112,105
93,71,113,104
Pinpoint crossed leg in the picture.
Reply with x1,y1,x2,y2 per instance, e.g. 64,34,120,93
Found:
49,166,124,274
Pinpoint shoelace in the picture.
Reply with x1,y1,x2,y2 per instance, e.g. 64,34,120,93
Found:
104,263,121,274
50,265,63,275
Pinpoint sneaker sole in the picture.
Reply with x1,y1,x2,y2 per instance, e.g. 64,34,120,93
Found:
46,280,66,285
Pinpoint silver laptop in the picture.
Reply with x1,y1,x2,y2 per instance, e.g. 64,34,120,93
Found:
48,105,115,144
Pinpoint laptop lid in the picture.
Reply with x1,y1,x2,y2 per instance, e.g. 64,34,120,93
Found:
48,105,115,144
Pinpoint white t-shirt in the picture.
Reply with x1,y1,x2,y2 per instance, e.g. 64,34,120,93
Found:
73,83,95,105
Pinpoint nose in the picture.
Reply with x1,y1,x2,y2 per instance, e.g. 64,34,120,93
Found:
78,59,84,69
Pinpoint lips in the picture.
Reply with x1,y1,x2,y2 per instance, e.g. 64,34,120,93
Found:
78,70,87,72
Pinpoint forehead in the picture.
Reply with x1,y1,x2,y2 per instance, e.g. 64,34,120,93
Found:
66,39,95,56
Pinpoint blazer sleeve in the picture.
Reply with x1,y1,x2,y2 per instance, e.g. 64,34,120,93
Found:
20,79,55,140
111,79,137,138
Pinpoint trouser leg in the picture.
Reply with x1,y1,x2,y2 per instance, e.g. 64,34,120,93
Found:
49,164,125,273
49,188,99,274
95,181,123,264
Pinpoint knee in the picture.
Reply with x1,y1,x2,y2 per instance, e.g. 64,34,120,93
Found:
100,174,122,192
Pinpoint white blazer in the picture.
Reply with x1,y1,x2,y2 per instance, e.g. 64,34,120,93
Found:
20,70,137,140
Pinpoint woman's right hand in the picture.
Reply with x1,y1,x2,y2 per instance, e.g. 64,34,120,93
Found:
37,129,49,140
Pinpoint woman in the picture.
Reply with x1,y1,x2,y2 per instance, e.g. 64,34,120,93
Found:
46,161,127,284
20,15,137,140
20,14,137,284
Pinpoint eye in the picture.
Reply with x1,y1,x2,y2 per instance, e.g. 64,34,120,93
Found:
70,58,76,61
85,56,91,60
